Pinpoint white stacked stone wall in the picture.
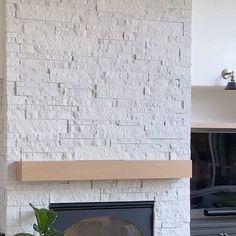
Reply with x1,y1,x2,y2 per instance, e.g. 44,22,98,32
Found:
2,0,191,235
0,0,6,232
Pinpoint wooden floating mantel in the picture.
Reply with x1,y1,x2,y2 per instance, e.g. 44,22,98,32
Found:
192,122,236,129
16,160,192,182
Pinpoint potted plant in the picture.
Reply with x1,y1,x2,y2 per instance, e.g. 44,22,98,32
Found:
15,203,63,236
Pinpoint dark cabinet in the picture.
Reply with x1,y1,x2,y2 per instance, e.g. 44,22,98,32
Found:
191,218,236,236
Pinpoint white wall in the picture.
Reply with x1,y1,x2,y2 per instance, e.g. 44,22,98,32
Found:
192,0,236,86
192,88,236,123
0,1,5,234
192,0,236,124
0,0,4,78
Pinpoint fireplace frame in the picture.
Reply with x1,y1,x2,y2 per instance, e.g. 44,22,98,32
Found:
50,201,154,236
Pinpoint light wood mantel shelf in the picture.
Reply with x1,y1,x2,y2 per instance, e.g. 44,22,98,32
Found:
16,160,192,182
192,122,236,129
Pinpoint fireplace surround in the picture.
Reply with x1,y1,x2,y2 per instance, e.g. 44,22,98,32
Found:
0,0,192,235
50,201,154,236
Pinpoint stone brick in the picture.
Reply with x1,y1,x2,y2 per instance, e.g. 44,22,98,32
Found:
16,3,73,22
50,189,101,203
7,119,68,134
7,190,50,206
1,0,192,234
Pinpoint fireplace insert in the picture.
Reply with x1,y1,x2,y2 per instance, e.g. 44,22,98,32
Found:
50,201,154,236
191,129,236,235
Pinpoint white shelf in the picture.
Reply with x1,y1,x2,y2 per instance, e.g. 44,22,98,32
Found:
192,86,225,90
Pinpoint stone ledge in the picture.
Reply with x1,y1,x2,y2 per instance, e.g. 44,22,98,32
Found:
16,160,192,182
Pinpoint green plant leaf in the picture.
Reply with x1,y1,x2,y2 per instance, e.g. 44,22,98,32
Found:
15,234,35,236
15,204,63,236
44,230,64,236
30,203,58,234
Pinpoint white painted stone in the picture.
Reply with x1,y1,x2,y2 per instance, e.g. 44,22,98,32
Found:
1,0,192,234
50,189,101,203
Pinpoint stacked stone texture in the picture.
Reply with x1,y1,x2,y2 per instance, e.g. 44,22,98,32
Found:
2,0,191,235
0,0,6,232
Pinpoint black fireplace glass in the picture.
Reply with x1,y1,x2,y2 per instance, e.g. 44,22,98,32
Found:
65,216,143,236
50,201,154,236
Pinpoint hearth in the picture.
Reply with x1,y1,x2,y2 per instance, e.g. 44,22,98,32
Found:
50,201,154,236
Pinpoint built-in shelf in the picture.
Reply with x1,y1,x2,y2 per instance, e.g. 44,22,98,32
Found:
16,160,192,182
192,86,225,90
192,122,236,129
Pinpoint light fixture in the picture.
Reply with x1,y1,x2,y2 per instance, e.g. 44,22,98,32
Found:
222,69,236,90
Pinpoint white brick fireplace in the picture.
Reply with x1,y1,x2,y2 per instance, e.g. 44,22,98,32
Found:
0,0,192,235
